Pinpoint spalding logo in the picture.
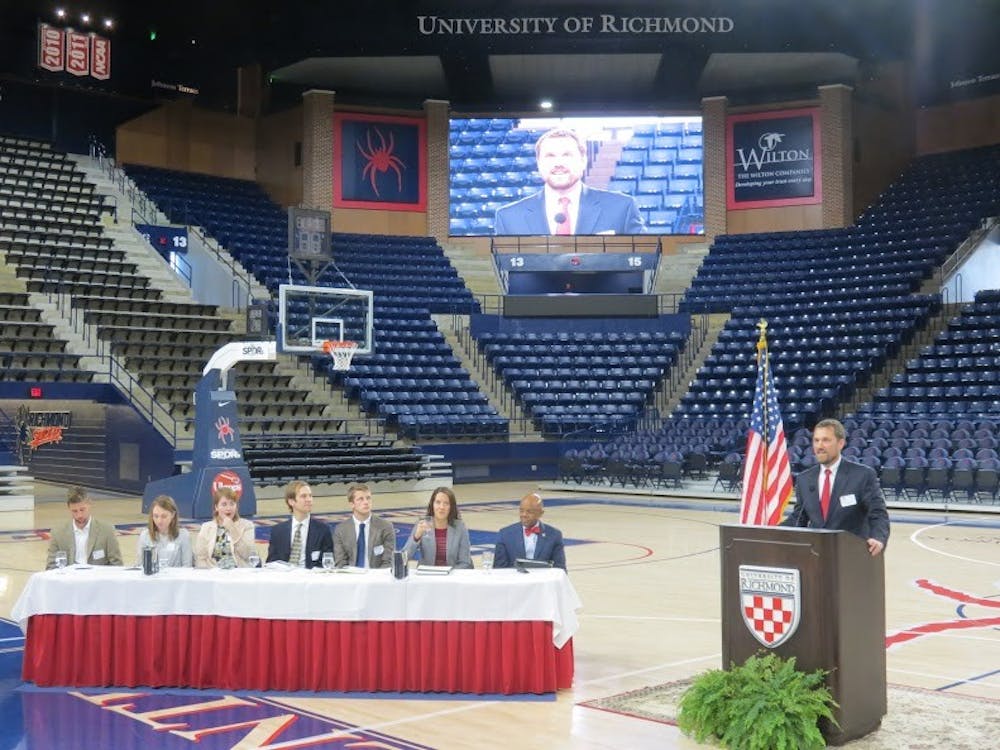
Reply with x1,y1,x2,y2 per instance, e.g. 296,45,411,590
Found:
210,448,242,461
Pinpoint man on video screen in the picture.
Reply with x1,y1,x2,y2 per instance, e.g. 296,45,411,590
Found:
494,128,645,236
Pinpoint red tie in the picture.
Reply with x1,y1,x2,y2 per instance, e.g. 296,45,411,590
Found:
820,468,832,520
555,196,571,235
524,525,541,536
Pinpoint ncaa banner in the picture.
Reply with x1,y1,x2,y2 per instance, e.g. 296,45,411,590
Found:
726,107,822,209
91,34,111,80
334,113,427,212
38,24,65,72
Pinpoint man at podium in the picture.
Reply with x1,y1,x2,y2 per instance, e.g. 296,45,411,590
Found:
783,418,890,556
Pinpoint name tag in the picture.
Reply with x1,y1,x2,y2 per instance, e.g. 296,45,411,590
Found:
373,545,384,555
166,543,176,552
840,494,857,507
92,549,106,560
311,550,320,561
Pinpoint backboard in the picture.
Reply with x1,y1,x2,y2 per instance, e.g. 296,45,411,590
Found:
277,284,374,356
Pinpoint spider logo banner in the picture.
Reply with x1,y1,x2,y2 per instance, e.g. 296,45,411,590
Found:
739,564,801,648
334,113,427,211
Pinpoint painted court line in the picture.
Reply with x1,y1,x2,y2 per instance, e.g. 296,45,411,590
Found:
575,653,720,687
910,523,1000,568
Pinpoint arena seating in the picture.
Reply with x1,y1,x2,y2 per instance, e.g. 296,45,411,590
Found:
474,329,684,436
123,163,508,441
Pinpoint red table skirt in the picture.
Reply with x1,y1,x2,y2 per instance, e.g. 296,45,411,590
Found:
23,615,574,694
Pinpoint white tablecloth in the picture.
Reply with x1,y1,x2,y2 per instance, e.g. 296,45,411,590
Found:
12,566,582,647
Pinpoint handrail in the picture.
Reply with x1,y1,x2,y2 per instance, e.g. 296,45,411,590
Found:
490,235,661,254
88,136,254,310
45,287,181,446
941,215,998,280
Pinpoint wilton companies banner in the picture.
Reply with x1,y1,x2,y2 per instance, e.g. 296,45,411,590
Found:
726,108,822,210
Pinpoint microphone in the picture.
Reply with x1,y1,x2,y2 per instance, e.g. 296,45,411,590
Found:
554,212,567,224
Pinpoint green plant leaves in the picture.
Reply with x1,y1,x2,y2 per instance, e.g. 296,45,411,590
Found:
677,652,838,750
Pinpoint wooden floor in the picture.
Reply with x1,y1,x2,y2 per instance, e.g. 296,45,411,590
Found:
2,480,999,749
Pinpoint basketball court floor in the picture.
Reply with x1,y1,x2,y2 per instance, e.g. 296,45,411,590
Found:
1,480,999,748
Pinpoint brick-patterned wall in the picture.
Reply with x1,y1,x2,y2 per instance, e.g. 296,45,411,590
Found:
819,84,853,229
702,96,729,241
301,90,334,210
423,99,450,241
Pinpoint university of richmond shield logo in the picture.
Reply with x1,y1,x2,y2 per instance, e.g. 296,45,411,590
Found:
739,564,801,648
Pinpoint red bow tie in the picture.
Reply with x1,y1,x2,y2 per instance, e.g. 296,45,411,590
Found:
524,525,541,536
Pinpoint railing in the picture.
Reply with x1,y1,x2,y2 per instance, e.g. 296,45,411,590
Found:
940,215,998,281
44,288,184,447
88,137,254,310
490,235,661,254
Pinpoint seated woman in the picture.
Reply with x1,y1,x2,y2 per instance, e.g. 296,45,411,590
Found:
403,487,472,568
137,495,193,567
194,487,256,568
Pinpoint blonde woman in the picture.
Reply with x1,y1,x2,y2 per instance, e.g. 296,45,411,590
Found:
194,488,256,568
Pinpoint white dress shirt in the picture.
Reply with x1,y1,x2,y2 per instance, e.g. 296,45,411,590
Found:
73,519,91,565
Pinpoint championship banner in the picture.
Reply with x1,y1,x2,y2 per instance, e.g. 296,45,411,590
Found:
333,113,427,212
38,24,65,72
91,34,111,80
37,23,111,81
726,107,822,210
65,30,91,77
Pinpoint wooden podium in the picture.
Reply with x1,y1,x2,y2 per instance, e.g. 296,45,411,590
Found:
720,525,886,746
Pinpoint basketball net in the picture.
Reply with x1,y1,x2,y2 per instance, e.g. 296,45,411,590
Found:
322,340,357,371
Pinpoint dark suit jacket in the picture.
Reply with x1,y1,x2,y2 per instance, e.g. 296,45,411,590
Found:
493,521,567,571
783,458,890,545
332,515,395,569
267,516,334,569
494,185,645,235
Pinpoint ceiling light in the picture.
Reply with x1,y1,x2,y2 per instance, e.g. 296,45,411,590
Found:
540,99,553,110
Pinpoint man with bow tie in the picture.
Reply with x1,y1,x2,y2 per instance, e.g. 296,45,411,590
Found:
493,492,567,571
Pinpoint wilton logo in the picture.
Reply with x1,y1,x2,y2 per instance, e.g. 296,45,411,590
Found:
735,131,810,172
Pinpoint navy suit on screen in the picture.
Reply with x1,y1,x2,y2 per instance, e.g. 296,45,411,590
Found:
493,185,645,235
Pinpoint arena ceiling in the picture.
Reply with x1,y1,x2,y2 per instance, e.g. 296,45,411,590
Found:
3,1,998,113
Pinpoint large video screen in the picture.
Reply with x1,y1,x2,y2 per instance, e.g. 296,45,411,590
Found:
449,116,704,237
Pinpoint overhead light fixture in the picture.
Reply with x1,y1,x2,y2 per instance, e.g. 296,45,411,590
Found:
55,8,66,19
540,99,553,110
103,18,114,30
81,13,91,25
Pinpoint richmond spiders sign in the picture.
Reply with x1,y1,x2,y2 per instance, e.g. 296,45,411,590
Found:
333,113,427,211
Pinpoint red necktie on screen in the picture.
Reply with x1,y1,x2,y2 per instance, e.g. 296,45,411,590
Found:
524,525,541,536
820,468,832,520
555,196,571,235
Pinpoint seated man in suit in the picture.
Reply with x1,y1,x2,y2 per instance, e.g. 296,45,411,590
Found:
494,492,567,571
494,128,645,236
332,483,395,568
783,418,890,556
46,486,123,569
267,480,333,568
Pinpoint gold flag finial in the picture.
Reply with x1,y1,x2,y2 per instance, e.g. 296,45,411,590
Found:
755,319,768,353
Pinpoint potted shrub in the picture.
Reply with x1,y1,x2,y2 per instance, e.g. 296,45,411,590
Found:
677,652,838,750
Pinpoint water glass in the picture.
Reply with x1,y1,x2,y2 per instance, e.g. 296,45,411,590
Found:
54,550,68,572
248,552,261,569
481,550,494,573
322,552,334,571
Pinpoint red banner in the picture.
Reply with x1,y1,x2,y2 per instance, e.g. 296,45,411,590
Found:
66,30,90,77
38,24,65,72
90,34,111,80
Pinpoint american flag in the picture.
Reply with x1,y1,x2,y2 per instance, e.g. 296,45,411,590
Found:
740,323,793,525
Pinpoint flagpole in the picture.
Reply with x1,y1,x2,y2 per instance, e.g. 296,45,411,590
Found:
756,319,769,493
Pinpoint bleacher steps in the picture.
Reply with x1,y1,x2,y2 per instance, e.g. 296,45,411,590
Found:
655,242,709,301
658,312,730,417
0,465,34,512
432,314,543,440
439,240,501,298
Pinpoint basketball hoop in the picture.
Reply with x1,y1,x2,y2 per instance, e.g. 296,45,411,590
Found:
322,340,358,371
